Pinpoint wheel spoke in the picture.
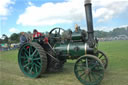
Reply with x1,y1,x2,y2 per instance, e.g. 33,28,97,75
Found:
36,61,41,66
99,54,103,59
33,57,40,61
88,74,92,82
31,49,37,56
84,74,88,80
91,72,97,81
90,63,97,69
35,65,38,73
34,52,39,57
24,63,31,67
24,52,29,58
86,58,88,68
34,63,40,68
23,48,29,54
30,64,34,73
24,60,28,63
76,63,85,70
79,72,85,77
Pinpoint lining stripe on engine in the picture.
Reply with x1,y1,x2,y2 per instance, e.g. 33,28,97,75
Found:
84,43,87,54
67,44,70,54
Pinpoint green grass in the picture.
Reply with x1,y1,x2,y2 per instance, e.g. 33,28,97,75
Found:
0,40,128,85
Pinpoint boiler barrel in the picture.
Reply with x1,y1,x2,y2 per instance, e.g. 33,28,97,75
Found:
53,42,94,59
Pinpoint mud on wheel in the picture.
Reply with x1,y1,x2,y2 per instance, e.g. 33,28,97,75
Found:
74,55,104,85
18,42,47,78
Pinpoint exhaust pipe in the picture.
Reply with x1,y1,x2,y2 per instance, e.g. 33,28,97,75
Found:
84,0,94,47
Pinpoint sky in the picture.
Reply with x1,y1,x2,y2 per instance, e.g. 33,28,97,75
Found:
0,0,128,37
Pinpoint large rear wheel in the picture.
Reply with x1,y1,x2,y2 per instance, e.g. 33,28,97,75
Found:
18,42,47,78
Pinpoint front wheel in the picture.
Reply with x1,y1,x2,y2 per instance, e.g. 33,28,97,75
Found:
74,55,104,85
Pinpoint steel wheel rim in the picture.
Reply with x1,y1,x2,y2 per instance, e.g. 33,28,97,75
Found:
18,43,43,78
74,55,104,85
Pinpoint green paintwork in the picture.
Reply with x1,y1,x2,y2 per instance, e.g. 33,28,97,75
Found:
54,42,86,59
74,55,104,85
18,43,42,78
72,32,82,40
69,42,85,57
53,43,67,54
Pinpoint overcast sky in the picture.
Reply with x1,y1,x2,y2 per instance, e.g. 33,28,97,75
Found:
0,0,128,37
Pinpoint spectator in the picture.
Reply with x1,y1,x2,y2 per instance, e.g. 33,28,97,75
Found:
20,32,27,46
24,32,32,42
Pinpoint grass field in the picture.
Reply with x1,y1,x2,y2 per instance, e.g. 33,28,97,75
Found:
0,40,128,85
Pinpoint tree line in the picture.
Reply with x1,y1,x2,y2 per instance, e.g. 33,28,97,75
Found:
0,33,20,44
94,26,128,38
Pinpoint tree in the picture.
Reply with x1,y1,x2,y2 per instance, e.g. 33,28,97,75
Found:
2,34,9,43
94,31,108,38
10,33,20,43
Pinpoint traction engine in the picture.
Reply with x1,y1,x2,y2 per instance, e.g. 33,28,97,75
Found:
18,0,108,85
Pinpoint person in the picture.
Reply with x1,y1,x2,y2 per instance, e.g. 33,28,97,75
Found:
75,24,81,32
33,29,43,39
33,29,48,44
24,32,32,42
20,32,27,46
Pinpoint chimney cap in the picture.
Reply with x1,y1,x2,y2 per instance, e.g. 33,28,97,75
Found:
84,0,91,4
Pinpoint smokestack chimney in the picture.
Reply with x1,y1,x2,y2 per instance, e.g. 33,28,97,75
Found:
84,0,94,47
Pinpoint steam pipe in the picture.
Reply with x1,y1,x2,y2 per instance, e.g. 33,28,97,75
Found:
84,0,94,47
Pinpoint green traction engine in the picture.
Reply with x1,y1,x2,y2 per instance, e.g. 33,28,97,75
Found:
18,0,108,85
